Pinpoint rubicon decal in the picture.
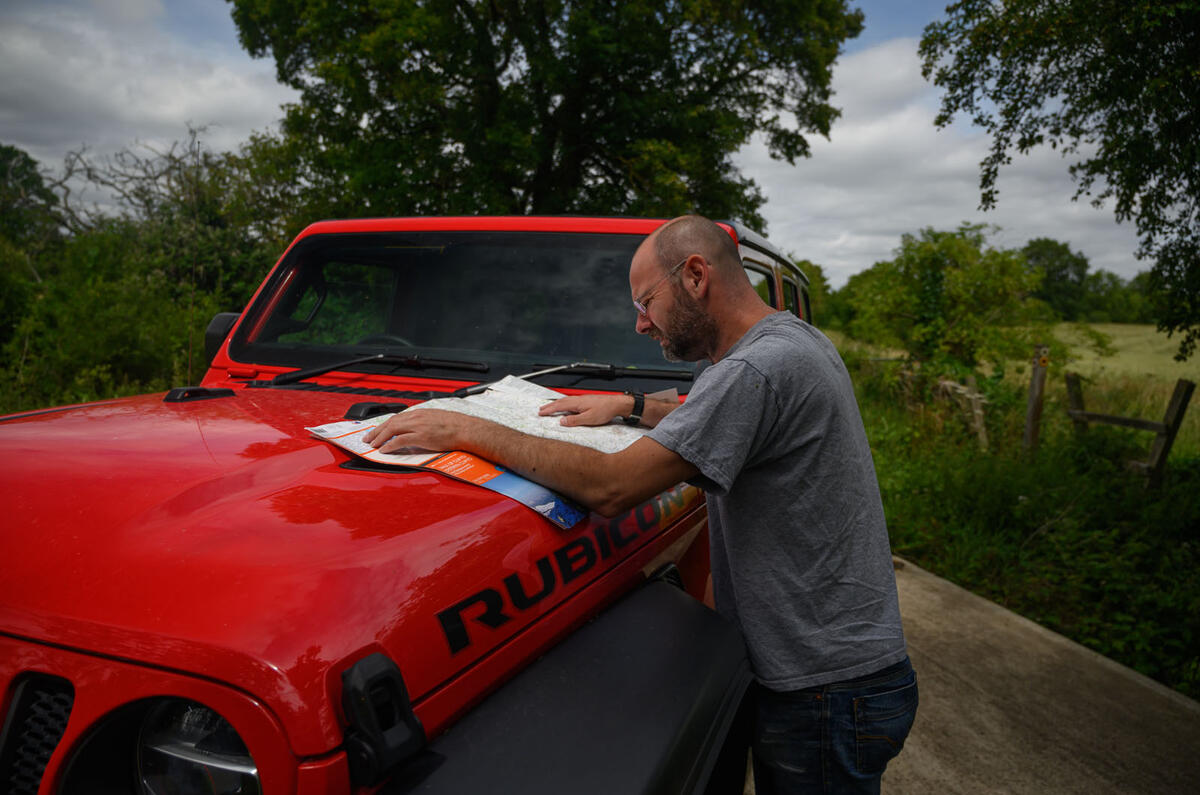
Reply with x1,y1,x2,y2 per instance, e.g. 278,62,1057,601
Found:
437,485,697,653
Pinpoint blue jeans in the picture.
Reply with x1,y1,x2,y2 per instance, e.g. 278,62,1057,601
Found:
752,657,918,794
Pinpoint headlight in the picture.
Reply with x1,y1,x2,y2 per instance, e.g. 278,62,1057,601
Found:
137,700,261,795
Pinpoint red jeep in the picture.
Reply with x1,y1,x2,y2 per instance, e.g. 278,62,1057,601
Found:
0,217,810,794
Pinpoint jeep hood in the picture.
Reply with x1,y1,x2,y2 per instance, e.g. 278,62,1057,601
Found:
0,388,561,755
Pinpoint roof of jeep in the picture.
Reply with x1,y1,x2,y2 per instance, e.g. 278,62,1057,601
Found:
723,220,808,285
295,216,806,283
298,216,668,237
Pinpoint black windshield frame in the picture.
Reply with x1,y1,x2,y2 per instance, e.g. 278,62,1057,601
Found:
229,230,693,393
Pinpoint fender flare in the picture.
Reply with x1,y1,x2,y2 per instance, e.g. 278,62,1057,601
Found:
388,581,753,794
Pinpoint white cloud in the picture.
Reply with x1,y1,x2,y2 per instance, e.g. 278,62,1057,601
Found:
0,0,296,167
87,0,163,27
739,38,1144,287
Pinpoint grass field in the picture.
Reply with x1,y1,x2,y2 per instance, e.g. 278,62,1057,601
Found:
1057,323,1198,380
1051,324,1198,459
834,322,1200,698
832,323,1199,459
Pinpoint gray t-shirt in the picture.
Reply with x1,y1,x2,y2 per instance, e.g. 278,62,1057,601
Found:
648,312,906,690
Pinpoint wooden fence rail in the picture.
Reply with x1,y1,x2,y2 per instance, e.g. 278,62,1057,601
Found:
1064,372,1195,486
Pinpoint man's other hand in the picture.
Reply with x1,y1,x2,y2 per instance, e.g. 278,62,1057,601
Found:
538,394,629,427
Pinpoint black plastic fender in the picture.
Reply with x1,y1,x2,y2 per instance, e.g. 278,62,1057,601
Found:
388,581,753,795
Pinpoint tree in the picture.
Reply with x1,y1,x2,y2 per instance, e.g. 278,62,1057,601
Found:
1,143,64,354
795,257,830,320
1,144,60,252
919,1,1200,359
0,218,228,412
1080,269,1154,323
53,129,303,307
0,131,301,414
845,224,1048,369
227,0,863,228
1022,238,1090,321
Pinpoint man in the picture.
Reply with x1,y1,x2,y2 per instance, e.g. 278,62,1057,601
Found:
365,215,917,793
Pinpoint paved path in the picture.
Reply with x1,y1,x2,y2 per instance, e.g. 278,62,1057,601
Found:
881,557,1200,794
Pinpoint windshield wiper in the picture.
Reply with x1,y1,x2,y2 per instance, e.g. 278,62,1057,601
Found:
453,361,693,396
269,353,489,386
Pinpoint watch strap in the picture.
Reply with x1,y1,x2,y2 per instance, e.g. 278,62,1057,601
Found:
622,391,644,426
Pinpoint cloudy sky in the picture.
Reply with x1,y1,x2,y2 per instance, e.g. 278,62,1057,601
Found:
1,0,1144,287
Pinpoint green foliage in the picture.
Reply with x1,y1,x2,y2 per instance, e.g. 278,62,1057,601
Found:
1023,238,1089,320
1,143,60,253
1,144,63,355
1022,237,1154,323
0,220,224,410
0,134,294,415
794,258,829,321
919,0,1200,360
818,273,857,332
851,356,1200,698
843,224,1051,369
1080,269,1154,324
58,131,299,302
0,236,34,352
227,0,864,228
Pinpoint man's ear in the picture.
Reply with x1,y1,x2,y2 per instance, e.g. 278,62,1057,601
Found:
681,255,710,298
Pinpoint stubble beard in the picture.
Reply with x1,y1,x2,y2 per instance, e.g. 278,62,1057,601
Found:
655,285,718,362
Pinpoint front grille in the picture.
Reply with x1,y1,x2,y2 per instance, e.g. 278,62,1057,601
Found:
0,675,75,795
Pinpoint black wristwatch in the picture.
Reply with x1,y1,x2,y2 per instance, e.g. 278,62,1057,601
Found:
622,391,645,426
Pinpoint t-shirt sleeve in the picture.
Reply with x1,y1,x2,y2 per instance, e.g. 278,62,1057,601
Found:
647,358,777,495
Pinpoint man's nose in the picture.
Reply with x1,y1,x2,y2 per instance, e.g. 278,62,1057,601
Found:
635,311,653,335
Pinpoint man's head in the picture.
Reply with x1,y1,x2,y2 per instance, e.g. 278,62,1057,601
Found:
652,215,744,279
630,215,757,362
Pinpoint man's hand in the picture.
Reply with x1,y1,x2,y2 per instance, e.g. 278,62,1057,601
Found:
362,409,482,454
540,393,678,429
538,394,630,427
363,403,697,518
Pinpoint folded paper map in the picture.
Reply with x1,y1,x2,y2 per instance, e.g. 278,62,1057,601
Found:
307,376,654,528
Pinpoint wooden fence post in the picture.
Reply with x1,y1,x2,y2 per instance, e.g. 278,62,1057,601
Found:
1064,372,1089,434
1143,379,1196,487
1064,375,1195,488
1023,344,1050,454
964,375,988,451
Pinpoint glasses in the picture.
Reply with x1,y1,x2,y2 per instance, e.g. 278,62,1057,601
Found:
633,257,688,315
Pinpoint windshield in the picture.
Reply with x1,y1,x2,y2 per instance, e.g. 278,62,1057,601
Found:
230,230,688,390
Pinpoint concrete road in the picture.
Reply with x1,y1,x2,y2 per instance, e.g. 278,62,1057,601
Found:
882,557,1200,794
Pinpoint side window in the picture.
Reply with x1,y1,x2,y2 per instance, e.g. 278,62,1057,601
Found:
744,265,775,307
782,279,801,318
276,261,396,345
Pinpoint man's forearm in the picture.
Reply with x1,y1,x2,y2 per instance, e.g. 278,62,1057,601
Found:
608,394,677,428
457,418,696,518
638,397,676,428
364,408,698,518
454,418,619,511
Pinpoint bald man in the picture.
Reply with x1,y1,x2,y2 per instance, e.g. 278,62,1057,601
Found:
365,215,916,794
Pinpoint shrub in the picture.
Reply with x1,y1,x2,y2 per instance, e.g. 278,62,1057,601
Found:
851,353,1200,698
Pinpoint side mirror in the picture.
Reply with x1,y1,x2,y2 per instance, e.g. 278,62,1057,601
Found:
205,312,241,365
